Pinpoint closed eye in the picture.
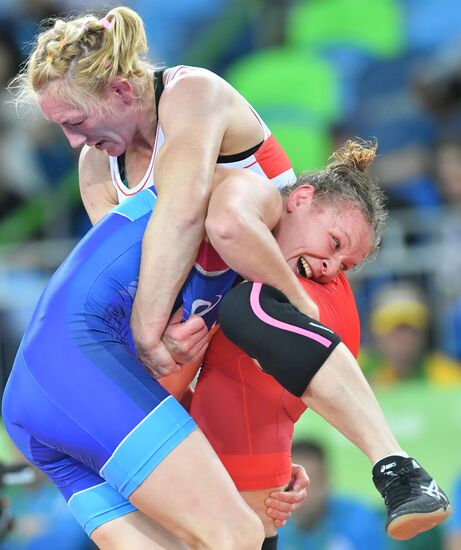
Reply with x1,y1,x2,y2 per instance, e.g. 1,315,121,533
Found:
62,120,85,128
59,119,85,130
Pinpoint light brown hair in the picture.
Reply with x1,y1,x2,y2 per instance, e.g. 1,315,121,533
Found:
282,140,387,256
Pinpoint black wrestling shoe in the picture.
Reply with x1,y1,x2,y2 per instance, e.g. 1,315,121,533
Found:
372,456,452,540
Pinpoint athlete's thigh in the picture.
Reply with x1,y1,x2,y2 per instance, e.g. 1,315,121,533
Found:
130,428,255,543
2,413,136,537
92,510,187,550
3,343,197,531
27,338,193,470
240,486,286,536
4,422,185,548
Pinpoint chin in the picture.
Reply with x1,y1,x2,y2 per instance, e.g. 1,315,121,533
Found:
104,143,124,156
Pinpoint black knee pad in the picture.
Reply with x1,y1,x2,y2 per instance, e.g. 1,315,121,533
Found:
218,282,341,397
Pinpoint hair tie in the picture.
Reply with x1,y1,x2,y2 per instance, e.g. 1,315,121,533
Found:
99,17,113,30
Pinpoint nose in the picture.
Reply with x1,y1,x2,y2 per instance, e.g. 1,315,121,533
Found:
62,128,86,148
321,257,342,280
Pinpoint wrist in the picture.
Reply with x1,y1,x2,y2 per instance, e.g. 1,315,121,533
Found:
131,316,165,345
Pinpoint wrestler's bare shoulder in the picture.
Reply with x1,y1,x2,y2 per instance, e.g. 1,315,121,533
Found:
79,145,111,184
79,145,118,224
161,68,263,153
160,67,232,114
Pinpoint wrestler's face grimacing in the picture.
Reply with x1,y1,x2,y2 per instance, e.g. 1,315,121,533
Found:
39,80,139,157
275,185,372,284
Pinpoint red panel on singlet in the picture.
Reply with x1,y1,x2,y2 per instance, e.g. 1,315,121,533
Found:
194,240,229,273
191,273,360,490
253,134,293,180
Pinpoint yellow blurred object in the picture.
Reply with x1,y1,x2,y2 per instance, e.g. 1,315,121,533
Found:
371,300,429,334
361,352,461,386
370,283,429,335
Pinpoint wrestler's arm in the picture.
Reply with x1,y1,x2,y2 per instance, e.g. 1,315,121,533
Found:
206,169,319,319
131,71,231,377
79,145,119,224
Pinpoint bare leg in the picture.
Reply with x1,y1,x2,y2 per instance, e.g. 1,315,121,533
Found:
91,510,187,549
240,487,284,538
301,344,451,541
129,428,265,550
217,282,450,541
302,342,402,463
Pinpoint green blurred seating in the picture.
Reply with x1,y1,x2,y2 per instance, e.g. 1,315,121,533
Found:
286,0,404,58
269,123,332,173
225,47,341,124
225,46,338,172
294,381,461,501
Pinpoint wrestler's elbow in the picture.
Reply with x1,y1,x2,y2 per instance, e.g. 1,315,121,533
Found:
166,195,208,230
205,206,246,250
179,208,207,233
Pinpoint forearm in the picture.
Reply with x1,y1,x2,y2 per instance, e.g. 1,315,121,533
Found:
133,197,206,339
208,215,317,315
132,143,215,342
206,172,319,317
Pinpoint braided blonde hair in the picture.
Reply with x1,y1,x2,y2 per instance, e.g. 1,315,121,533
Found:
10,6,156,114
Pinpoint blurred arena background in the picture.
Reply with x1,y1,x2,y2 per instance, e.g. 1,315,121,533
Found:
1,0,461,548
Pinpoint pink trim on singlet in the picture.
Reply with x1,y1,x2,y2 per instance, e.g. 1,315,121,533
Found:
249,283,333,348
241,159,258,169
167,65,189,80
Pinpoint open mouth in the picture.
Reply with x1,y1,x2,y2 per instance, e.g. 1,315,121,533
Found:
297,257,312,279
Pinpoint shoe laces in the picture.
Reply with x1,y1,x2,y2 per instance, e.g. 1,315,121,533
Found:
382,463,422,509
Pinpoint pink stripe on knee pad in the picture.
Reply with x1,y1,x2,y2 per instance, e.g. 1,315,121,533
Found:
249,283,333,348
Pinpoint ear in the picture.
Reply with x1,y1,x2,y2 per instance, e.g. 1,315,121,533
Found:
286,185,315,213
107,77,135,105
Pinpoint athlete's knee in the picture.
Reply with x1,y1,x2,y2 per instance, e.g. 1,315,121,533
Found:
181,504,263,550
219,282,341,397
217,509,264,550
234,506,265,550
